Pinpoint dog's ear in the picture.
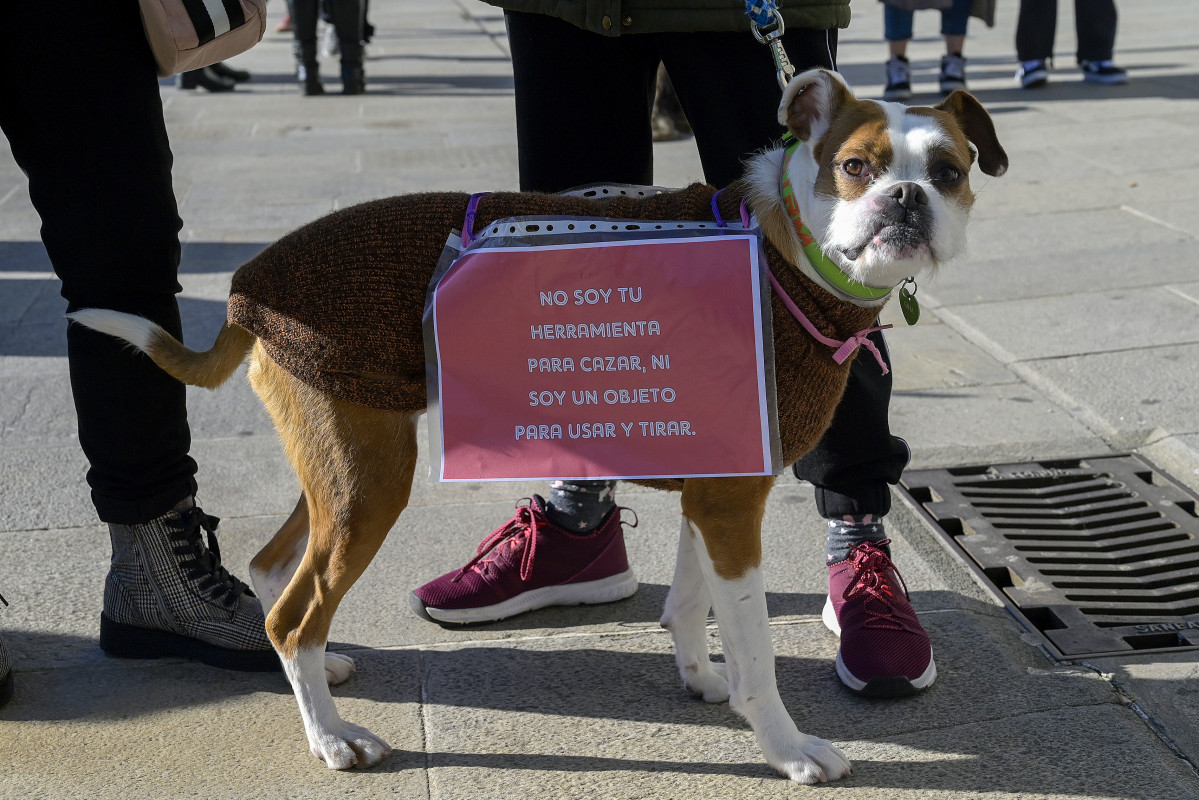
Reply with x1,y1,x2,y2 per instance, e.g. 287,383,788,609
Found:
778,69,854,144
935,90,1009,177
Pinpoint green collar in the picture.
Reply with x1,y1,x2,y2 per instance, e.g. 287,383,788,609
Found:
779,134,892,302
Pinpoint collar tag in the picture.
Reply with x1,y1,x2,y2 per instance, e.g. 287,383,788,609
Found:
898,278,920,325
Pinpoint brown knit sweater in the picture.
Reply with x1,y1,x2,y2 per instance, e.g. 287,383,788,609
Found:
227,183,881,474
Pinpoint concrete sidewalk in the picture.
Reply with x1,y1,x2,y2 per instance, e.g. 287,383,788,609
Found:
1,0,1197,797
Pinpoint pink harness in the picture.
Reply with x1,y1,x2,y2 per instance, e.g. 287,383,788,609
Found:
710,191,891,375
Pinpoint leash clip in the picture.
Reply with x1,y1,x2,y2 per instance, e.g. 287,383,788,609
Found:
748,6,795,89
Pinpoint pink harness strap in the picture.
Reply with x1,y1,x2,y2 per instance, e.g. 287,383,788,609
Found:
711,189,891,375
766,271,891,375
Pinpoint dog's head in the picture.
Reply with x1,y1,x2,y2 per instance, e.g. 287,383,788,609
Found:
776,69,1007,292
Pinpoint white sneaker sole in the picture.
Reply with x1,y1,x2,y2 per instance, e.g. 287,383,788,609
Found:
421,568,638,624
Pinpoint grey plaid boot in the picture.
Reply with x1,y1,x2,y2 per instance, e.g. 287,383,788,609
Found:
101,498,279,671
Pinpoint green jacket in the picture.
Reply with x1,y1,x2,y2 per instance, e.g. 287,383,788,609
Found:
482,1,851,36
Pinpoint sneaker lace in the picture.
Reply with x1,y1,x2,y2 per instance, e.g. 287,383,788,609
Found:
168,507,253,608
841,539,911,631
454,499,541,583
886,58,909,86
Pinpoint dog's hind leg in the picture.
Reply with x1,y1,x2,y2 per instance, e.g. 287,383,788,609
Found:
681,476,851,784
250,494,308,617
249,346,418,768
249,495,354,685
661,517,728,702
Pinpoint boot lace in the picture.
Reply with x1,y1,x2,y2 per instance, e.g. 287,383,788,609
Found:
168,507,253,608
842,539,912,631
454,499,542,583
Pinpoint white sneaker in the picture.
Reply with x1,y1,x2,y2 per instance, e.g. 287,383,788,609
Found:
883,56,912,102
939,53,967,93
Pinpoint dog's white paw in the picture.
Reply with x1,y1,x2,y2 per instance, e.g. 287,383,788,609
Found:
764,733,851,784
325,651,356,685
311,722,391,770
683,660,729,703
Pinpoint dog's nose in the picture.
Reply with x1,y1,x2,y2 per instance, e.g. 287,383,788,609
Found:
889,182,928,209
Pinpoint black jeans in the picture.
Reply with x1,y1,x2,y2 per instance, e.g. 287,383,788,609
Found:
0,2,196,524
1016,0,1119,63
291,0,364,54
506,12,909,519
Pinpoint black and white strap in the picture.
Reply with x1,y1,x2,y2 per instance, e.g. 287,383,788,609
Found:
182,0,246,44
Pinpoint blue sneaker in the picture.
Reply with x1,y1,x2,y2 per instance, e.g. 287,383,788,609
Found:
1017,59,1049,88
1079,59,1127,85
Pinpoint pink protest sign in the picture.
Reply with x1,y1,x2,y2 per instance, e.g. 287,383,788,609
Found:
428,231,778,481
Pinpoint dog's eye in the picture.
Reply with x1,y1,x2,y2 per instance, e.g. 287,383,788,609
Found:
842,159,867,178
934,165,962,183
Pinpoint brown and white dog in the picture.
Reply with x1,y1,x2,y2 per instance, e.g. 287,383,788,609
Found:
69,70,1006,783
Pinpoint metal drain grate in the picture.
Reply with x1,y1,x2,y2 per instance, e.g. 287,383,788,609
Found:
898,455,1199,659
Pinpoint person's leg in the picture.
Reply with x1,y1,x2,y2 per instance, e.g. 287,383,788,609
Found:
1074,0,1118,62
507,8,660,528
885,4,915,48
0,1,275,670
0,627,10,707
1073,0,1125,83
660,26,837,188
326,0,365,94
940,0,971,44
938,0,972,93
291,0,324,94
882,6,914,101
0,6,193,524
791,329,909,562
1015,0,1057,86
411,12,657,624
1016,0,1058,62
665,30,930,696
506,11,659,192
793,333,933,697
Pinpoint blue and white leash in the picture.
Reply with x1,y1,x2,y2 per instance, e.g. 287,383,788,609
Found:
744,0,795,89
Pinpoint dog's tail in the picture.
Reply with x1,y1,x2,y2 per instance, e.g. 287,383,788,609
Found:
67,309,255,390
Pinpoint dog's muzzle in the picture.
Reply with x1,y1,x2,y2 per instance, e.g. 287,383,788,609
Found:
842,181,934,261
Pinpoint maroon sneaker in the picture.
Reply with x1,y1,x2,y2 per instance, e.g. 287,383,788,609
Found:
410,496,638,624
823,539,936,697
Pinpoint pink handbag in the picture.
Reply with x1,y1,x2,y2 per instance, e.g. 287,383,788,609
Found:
138,0,267,77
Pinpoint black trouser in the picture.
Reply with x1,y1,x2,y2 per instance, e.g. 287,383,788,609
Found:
0,2,196,525
291,0,364,55
1016,0,1119,63
506,12,909,519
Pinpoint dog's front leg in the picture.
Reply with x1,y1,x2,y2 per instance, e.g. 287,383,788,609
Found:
661,517,728,702
680,477,851,784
